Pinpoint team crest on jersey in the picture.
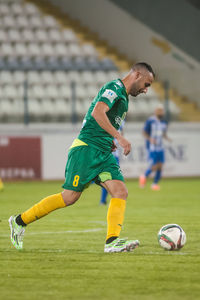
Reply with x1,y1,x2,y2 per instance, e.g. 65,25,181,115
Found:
115,112,126,126
102,89,117,103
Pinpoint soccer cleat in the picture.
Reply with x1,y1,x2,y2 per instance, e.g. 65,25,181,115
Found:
139,175,146,188
9,216,25,250
151,184,160,191
104,238,140,253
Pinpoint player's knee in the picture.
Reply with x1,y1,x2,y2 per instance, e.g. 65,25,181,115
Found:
62,190,81,206
113,187,128,200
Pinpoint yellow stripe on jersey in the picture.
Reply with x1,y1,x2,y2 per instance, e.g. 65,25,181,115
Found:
69,138,88,149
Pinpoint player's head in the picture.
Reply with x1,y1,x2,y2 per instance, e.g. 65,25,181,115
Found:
128,62,155,97
155,104,164,119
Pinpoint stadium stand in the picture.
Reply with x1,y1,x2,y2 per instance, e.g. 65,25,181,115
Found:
0,0,180,122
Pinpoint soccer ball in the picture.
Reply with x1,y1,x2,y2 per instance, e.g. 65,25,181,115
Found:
158,224,186,250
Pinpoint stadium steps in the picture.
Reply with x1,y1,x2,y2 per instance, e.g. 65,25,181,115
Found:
24,0,131,71
153,82,200,121
25,0,200,121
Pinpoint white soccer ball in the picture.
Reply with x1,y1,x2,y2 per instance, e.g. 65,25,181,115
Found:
158,224,186,250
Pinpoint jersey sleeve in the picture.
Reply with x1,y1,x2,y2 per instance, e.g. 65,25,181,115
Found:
144,119,151,135
98,87,119,109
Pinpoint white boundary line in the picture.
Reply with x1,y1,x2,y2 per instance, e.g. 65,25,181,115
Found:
27,228,103,235
0,228,103,237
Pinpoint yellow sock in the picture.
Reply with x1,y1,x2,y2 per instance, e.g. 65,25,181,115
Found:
0,178,4,191
21,193,66,225
106,198,126,241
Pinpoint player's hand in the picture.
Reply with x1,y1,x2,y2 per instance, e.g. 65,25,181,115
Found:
149,138,156,144
111,140,117,152
116,135,131,156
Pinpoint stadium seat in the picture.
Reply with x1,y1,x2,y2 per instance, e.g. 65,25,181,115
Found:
87,57,101,70
27,71,41,85
107,70,120,81
1,43,14,57
16,16,30,29
20,57,34,70
68,43,83,58
13,71,26,85
81,71,95,85
54,71,67,85
81,44,98,58
54,43,68,57
45,84,58,99
29,16,43,29
86,85,98,100
21,29,35,43
95,71,108,85
43,15,58,29
14,43,27,58
54,98,71,116
62,29,78,44
0,71,13,85
8,29,21,43
75,85,87,100
74,57,88,71
35,29,49,43
2,84,20,99
11,3,23,16
24,3,39,16
68,71,81,84
60,57,75,70
0,3,10,16
49,29,62,42
42,99,56,116
46,57,61,71
59,84,71,99
28,98,43,116
33,57,47,70
29,85,45,99
0,29,7,42
41,43,55,57
40,71,55,85
3,16,15,29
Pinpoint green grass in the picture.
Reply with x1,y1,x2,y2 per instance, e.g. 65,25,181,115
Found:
0,179,200,300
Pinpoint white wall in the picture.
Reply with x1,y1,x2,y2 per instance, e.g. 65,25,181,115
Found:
1,123,199,180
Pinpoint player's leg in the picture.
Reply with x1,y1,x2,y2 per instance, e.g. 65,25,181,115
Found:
9,190,82,250
0,178,4,191
101,179,139,252
139,151,157,188
8,145,88,250
151,151,165,191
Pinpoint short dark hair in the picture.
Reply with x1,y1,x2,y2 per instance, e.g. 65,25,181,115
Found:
132,62,155,78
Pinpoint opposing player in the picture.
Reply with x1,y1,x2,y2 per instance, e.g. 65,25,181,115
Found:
9,62,155,253
139,104,171,191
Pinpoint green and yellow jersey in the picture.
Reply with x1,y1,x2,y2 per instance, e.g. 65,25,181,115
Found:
78,79,129,152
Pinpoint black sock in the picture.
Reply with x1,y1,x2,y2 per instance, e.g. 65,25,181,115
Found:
106,236,118,244
16,214,27,227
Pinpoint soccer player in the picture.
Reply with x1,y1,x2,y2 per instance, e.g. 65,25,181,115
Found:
99,122,124,205
9,62,155,253
139,104,171,191
0,178,4,191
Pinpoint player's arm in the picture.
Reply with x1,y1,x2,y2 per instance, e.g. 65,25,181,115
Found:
163,131,172,142
92,102,131,155
143,130,156,144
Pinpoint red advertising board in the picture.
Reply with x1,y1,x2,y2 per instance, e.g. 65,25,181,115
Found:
0,136,41,179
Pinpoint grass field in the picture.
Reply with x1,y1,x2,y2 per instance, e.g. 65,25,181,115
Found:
0,178,200,300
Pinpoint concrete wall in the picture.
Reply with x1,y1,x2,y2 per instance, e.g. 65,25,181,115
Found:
1,123,200,180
